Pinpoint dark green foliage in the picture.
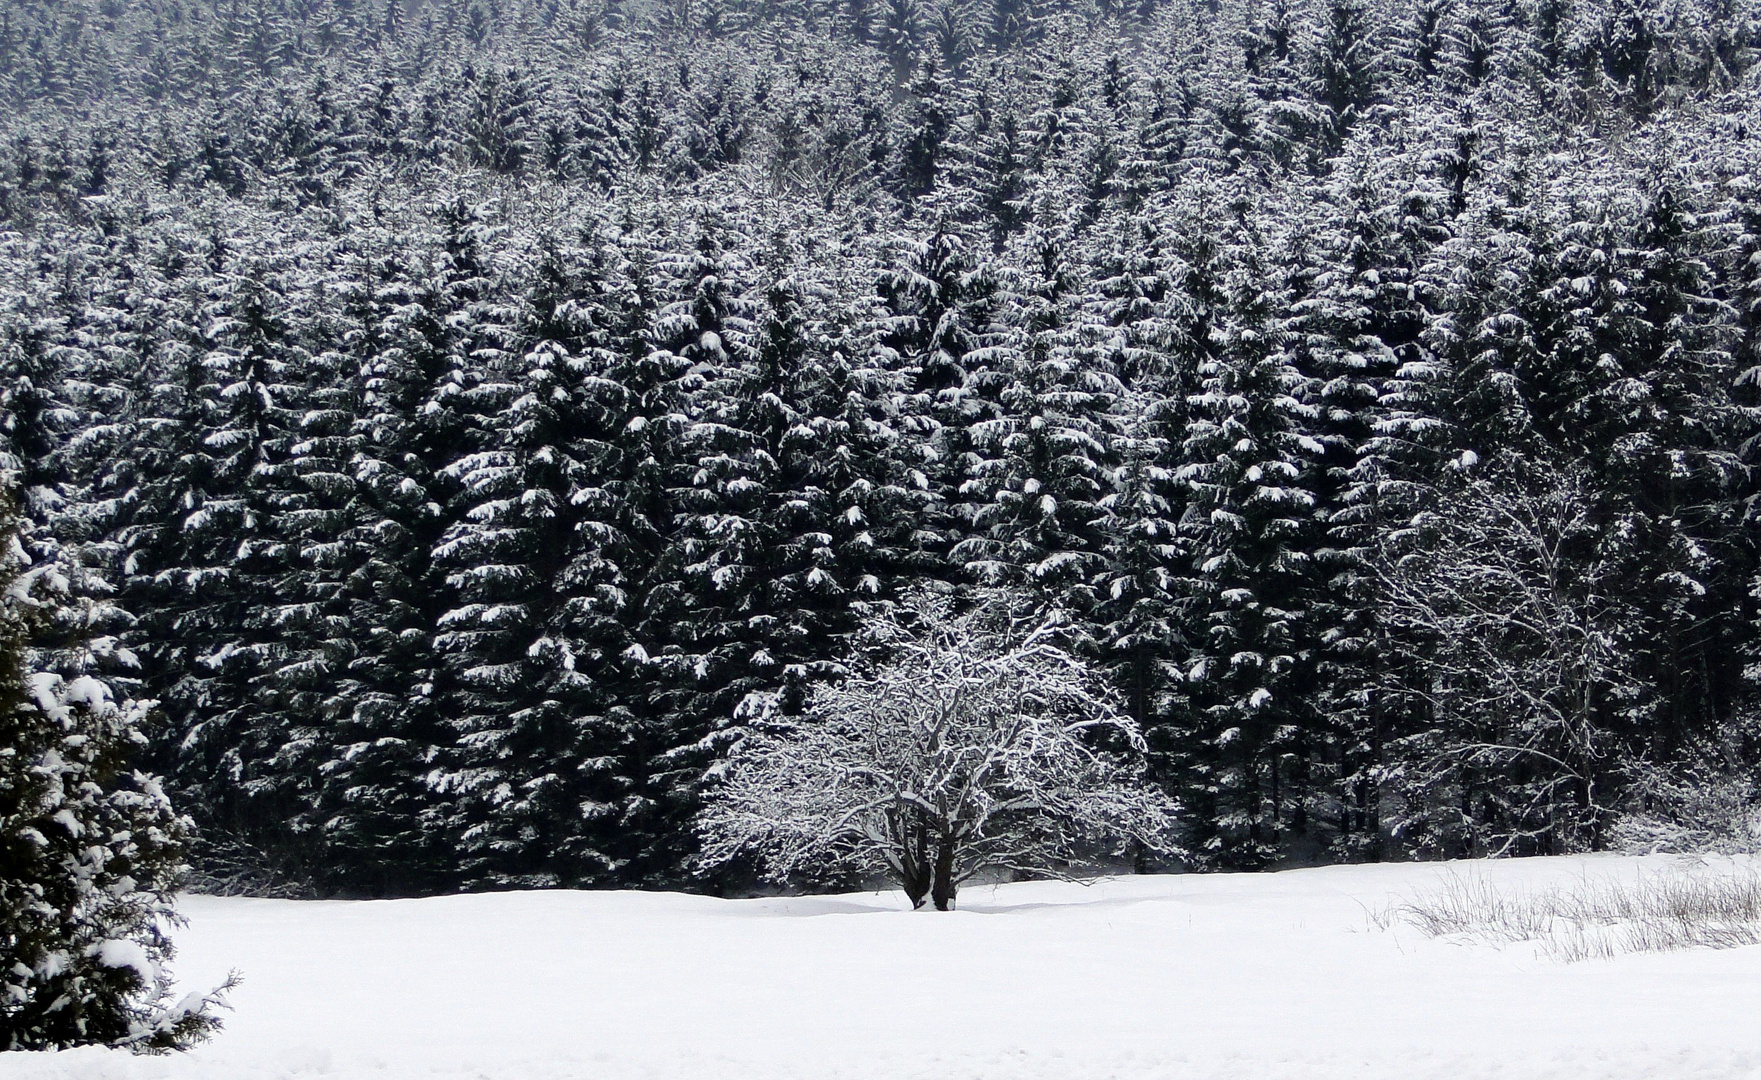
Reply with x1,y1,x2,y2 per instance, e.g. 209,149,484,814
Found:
0,497,231,1051
2,0,1760,895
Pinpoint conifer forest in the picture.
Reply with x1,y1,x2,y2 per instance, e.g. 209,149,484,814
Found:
5,0,1761,900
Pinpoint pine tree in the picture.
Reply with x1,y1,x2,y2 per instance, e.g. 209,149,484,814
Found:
1169,188,1323,868
431,229,618,890
963,75,1030,245
1089,202,1196,786
0,240,70,548
1,491,233,1051
658,224,890,886
306,208,497,895
1309,0,1380,159
871,221,999,582
1558,166,1750,774
957,227,1120,619
896,61,962,204
572,225,698,884
1290,136,1449,857
457,64,540,175
112,225,316,880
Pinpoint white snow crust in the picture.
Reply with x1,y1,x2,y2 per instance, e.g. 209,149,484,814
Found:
3,854,1758,1080
87,941,156,987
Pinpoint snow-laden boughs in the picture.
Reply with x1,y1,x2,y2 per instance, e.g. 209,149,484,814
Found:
1168,184,1323,869
957,226,1122,610
0,494,235,1051
6,0,1761,891
304,222,472,897
429,223,624,890
697,587,1180,909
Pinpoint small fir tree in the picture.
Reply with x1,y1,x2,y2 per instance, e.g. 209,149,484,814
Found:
0,493,235,1051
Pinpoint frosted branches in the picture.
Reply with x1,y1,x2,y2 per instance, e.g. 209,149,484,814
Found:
697,588,1181,909
1372,463,1635,855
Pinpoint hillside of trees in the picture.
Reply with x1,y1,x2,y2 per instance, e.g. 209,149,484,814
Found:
3,0,1760,896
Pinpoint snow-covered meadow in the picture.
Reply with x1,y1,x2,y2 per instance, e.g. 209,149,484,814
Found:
4,854,1759,1080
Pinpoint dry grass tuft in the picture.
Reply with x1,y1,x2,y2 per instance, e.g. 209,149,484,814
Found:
1376,861,1761,961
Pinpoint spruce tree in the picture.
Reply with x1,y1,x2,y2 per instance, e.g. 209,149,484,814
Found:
958,227,1120,618
1169,188,1323,868
0,492,233,1051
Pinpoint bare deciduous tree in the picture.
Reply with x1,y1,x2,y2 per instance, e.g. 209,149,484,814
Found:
1373,462,1638,856
697,589,1181,909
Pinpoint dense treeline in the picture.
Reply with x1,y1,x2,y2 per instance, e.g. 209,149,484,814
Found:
3,0,1761,895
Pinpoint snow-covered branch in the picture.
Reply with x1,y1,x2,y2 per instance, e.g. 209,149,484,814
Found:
698,588,1181,909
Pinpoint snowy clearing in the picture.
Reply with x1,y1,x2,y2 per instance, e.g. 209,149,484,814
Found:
4,854,1759,1080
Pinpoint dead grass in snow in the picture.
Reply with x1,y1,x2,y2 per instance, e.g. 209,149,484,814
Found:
1375,861,1761,961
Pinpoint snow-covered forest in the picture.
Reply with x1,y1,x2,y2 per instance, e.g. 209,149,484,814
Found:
4,0,1761,900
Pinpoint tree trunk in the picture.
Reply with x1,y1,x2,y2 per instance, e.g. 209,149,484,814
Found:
931,836,957,911
901,861,929,909
900,819,931,909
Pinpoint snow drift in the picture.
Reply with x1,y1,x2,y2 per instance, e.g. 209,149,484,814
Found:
1,854,1757,1080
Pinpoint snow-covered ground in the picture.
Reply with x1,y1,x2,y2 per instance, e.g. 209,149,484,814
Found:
4,854,1759,1080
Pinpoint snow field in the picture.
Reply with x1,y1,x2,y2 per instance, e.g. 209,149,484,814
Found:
4,854,1760,1080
